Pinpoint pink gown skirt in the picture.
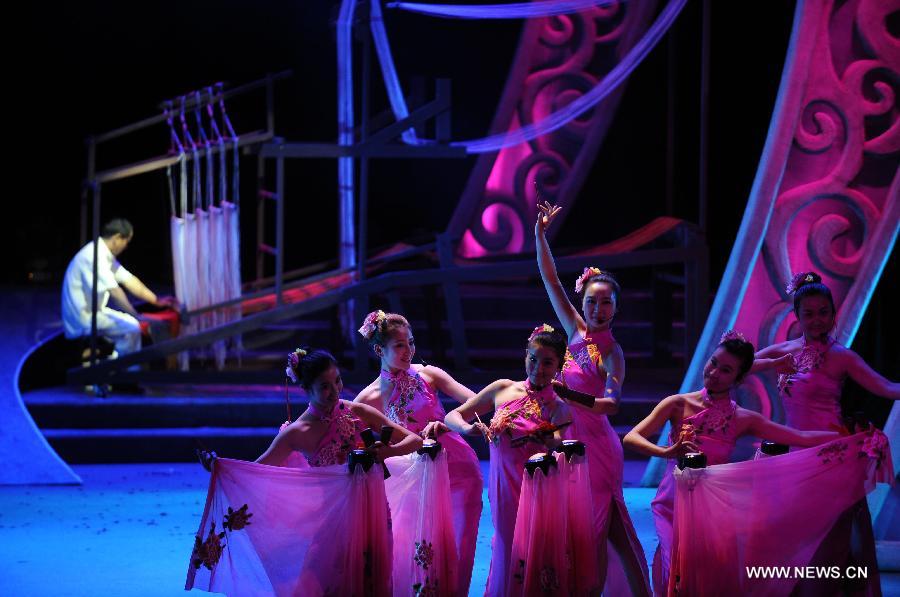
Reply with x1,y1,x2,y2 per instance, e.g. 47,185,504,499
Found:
485,438,547,596
567,406,650,595
440,431,484,596
506,451,600,596
186,458,392,596
670,431,893,596
385,447,459,597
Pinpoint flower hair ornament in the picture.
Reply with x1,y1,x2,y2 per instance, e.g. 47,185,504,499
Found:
719,330,747,344
528,323,555,342
285,348,308,383
785,272,820,295
358,310,387,339
574,267,610,294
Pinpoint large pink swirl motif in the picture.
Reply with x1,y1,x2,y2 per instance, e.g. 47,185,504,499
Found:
447,2,657,257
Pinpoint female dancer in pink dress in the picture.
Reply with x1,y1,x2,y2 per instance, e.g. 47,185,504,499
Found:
354,310,483,596
535,202,651,595
444,326,572,597
623,333,840,596
753,272,899,432
258,348,422,467
753,272,899,596
187,349,422,596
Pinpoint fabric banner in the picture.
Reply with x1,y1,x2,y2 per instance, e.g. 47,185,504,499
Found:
385,449,460,597
186,458,392,596
508,451,600,596
671,431,893,596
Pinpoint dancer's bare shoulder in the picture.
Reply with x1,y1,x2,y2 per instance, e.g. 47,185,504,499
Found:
757,338,801,358
353,380,382,406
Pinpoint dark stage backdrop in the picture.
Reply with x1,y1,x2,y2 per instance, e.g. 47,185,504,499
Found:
6,1,897,396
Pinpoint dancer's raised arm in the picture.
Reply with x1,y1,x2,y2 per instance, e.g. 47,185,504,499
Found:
535,202,582,339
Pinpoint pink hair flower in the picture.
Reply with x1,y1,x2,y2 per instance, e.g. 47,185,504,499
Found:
574,267,603,293
785,272,818,295
285,348,307,383
528,323,555,342
719,329,746,344
357,310,386,339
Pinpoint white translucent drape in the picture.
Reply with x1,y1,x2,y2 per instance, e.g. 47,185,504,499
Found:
169,133,242,370
385,448,459,596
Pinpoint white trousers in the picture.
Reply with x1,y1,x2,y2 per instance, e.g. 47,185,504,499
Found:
76,309,142,356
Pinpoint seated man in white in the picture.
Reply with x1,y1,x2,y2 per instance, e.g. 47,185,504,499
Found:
62,218,172,358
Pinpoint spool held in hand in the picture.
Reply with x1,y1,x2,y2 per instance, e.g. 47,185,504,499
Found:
677,451,707,470
417,438,442,460
553,439,586,461
348,449,375,474
760,440,789,456
360,427,392,479
524,452,558,477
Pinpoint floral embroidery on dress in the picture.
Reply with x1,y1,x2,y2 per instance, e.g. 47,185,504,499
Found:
691,395,735,438
190,523,226,570
566,343,599,373
539,566,560,592
413,539,434,570
223,504,252,531
859,429,888,468
778,337,833,396
382,369,425,427
562,348,575,373
489,396,546,442
817,440,848,464
513,559,526,584
306,406,361,467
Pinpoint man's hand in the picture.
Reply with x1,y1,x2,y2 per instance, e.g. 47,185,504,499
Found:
154,295,179,309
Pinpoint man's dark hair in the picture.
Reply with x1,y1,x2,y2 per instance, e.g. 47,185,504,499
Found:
101,218,133,239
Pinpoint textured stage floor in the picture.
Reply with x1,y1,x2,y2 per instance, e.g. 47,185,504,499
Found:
2,461,897,596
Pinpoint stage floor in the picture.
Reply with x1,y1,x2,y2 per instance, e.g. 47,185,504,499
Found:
1,462,896,596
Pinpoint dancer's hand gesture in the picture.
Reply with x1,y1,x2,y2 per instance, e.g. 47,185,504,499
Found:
535,201,562,236
662,437,700,459
196,449,218,472
472,421,494,443
366,441,389,461
773,353,796,375
422,420,450,439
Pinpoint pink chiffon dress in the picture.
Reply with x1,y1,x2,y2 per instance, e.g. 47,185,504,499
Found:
385,444,460,597
650,391,740,595
185,400,393,596
506,447,600,596
779,337,843,432
485,382,568,597
778,337,883,596
561,328,651,595
380,368,482,596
